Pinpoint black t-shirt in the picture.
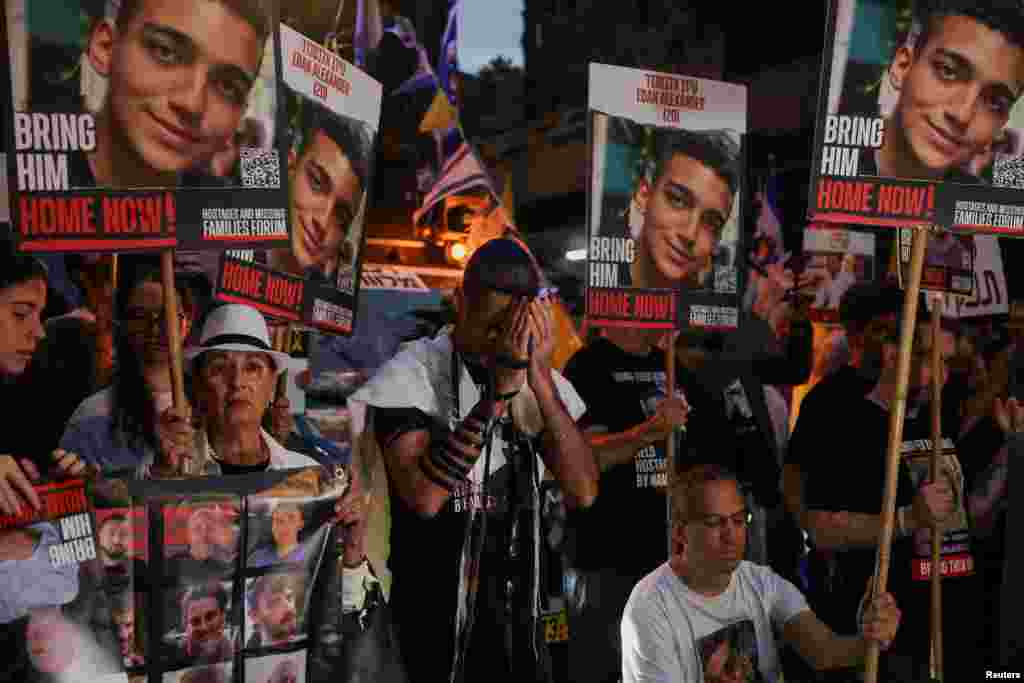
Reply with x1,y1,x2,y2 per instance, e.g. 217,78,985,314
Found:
374,357,547,680
561,337,734,578
786,364,873,470
802,394,918,636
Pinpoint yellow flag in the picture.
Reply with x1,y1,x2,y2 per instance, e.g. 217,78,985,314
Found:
419,89,459,133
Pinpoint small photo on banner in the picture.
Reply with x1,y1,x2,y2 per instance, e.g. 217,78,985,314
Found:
809,0,1024,234
214,23,383,336
802,223,876,323
586,62,746,331
925,234,1008,319
3,0,292,253
897,228,975,296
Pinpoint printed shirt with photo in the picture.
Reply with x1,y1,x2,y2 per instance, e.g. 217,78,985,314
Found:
622,561,809,683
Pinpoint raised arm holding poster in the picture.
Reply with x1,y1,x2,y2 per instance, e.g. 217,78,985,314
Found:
586,63,746,331
3,0,291,254
215,23,382,336
810,0,1024,234
803,223,876,323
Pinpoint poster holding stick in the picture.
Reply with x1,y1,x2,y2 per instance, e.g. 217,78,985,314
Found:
665,331,677,556
864,225,928,683
160,250,189,476
928,294,944,681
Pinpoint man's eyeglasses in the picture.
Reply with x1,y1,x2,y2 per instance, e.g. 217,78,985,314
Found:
693,510,753,530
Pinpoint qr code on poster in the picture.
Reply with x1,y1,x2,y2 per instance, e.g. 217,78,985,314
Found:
714,267,738,294
993,156,1024,189
239,147,281,188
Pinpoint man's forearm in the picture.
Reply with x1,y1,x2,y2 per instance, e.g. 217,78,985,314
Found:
821,635,869,670
805,510,883,550
535,374,598,508
588,423,658,472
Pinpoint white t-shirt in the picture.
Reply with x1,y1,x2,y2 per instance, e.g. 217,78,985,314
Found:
621,561,809,683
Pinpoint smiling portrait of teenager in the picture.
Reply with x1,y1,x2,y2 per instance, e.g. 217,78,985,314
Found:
877,3,1024,181
270,108,372,283
629,128,740,291
85,0,272,188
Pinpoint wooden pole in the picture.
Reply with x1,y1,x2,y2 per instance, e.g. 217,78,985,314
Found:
864,227,929,683
666,331,678,556
160,250,189,476
929,293,944,681
274,323,291,401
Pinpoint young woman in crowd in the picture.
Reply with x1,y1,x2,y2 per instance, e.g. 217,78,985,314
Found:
60,259,198,476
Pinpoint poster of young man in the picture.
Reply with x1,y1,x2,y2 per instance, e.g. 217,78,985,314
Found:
215,22,382,336
586,62,746,331
897,228,975,295
809,0,1024,234
3,0,291,253
802,223,876,322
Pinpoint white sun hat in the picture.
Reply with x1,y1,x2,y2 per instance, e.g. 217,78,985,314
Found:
184,304,302,373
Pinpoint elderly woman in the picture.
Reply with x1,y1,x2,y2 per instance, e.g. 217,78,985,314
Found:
154,303,368,569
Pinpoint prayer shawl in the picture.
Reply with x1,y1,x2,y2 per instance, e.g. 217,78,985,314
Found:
348,329,585,682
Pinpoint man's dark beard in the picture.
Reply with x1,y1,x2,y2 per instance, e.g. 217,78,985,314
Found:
103,546,128,562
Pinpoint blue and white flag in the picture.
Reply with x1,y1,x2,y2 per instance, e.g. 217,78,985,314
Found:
438,0,461,105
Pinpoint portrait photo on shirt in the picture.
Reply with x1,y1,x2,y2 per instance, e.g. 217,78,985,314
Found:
162,580,237,667
4,0,281,190
162,661,233,683
244,497,330,570
696,620,762,683
162,498,242,581
243,649,305,683
243,570,309,650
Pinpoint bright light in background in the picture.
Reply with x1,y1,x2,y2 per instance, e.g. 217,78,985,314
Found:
459,0,524,73
565,249,587,262
447,241,469,264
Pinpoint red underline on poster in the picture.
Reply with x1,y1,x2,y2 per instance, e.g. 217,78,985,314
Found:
204,235,287,242
951,224,1024,236
19,238,177,251
314,320,352,334
813,213,933,228
217,293,302,321
586,318,675,330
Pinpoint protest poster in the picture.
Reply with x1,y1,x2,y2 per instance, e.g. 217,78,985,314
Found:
3,0,291,253
809,0,1024,235
586,62,746,331
0,478,133,682
802,223,876,322
923,235,1008,319
897,228,974,296
214,23,382,336
80,466,349,683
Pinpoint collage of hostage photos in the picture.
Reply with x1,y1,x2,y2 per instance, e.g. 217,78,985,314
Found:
0,468,350,683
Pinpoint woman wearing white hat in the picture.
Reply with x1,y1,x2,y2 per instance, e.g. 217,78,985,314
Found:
155,303,368,569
